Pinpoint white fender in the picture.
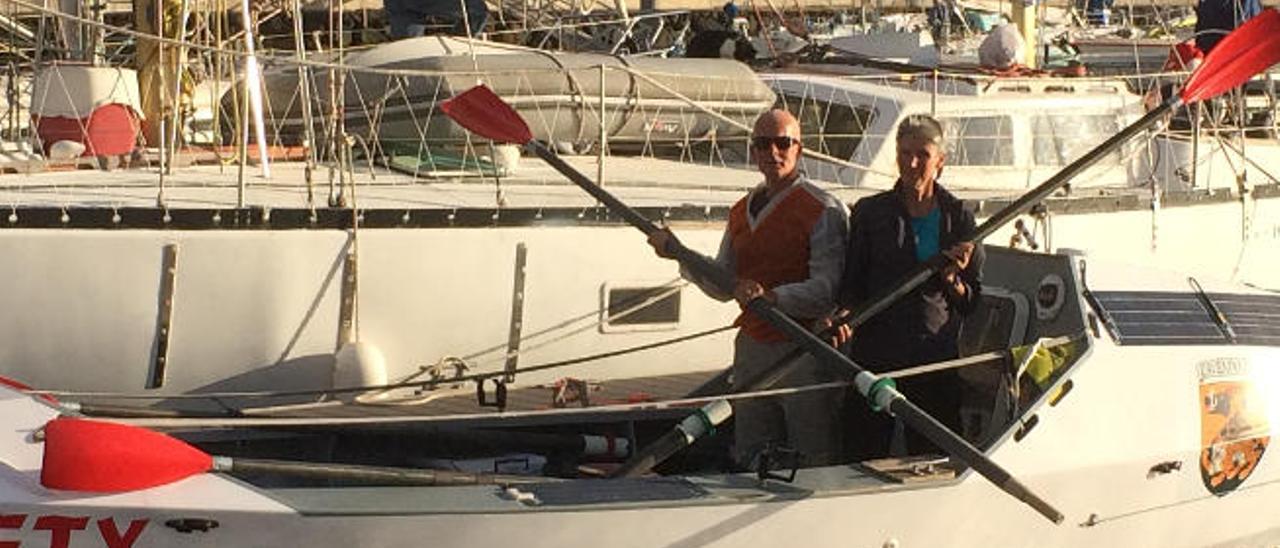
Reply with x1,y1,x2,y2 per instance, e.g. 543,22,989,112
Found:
333,341,389,399
47,140,86,161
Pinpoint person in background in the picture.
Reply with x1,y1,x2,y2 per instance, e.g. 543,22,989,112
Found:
1195,0,1262,54
386,0,488,39
647,109,848,468
836,114,983,460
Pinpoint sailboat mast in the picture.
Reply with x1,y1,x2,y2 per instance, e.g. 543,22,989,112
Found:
1011,0,1037,68
239,0,270,178
290,0,317,204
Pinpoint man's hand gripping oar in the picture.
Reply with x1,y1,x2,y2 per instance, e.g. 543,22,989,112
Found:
440,83,1065,524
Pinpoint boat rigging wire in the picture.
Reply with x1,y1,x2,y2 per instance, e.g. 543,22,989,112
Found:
87,335,1082,428
32,323,736,402
356,282,705,403
1078,475,1280,528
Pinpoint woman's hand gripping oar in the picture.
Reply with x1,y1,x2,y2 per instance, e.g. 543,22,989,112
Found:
737,8,1280,392
440,85,1065,524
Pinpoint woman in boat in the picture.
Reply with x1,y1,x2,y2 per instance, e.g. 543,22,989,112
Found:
836,114,983,460
647,110,848,468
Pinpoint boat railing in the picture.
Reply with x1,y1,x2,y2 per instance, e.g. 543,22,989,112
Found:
0,0,1276,210
0,20,786,210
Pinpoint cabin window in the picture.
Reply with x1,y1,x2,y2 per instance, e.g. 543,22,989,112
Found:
599,283,682,333
780,95,876,160
1032,114,1123,166
938,115,1014,166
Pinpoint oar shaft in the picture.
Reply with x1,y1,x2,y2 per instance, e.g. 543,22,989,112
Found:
883,388,1065,523
219,457,541,486
526,141,737,292
612,400,732,477
326,428,630,459
529,142,854,378
856,97,1182,336
64,402,239,419
973,97,1180,242
527,142,659,235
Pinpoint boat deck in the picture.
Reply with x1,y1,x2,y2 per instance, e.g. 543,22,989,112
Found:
0,152,767,211
263,459,956,516
106,369,726,430
244,370,718,425
0,148,1268,229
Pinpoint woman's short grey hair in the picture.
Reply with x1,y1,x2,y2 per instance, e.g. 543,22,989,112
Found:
897,114,945,147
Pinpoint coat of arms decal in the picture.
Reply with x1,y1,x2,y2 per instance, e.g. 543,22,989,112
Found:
1199,358,1269,496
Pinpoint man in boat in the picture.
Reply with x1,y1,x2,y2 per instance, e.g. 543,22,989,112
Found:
836,114,983,460
647,110,849,468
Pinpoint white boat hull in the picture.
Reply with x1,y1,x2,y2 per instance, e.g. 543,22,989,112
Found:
4,338,1280,546
0,184,1275,397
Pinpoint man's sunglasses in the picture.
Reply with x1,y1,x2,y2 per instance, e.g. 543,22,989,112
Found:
751,136,799,150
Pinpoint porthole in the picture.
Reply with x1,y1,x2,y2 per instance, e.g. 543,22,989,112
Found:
1036,274,1066,321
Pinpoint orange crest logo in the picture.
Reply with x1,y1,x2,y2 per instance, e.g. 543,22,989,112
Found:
1199,358,1270,496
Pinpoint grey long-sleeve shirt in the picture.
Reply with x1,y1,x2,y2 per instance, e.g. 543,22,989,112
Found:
681,176,849,320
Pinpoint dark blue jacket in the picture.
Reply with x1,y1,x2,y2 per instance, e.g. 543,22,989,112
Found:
838,181,983,372
1195,0,1262,53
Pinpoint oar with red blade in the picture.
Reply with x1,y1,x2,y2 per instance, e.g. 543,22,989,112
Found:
440,84,1065,524
40,417,539,492
740,7,1280,392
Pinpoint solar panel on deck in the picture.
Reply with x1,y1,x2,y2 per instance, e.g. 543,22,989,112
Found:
1207,293,1280,346
1092,291,1280,346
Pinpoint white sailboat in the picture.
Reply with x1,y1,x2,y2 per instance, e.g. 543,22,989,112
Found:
0,6,1279,546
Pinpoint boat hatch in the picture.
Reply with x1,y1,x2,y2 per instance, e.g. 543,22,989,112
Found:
1090,291,1280,346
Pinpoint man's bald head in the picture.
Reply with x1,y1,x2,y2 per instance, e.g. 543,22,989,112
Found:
753,109,801,140
751,109,803,186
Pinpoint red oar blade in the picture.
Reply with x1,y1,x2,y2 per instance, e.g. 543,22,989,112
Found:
440,85,534,145
1181,9,1280,103
41,417,213,492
